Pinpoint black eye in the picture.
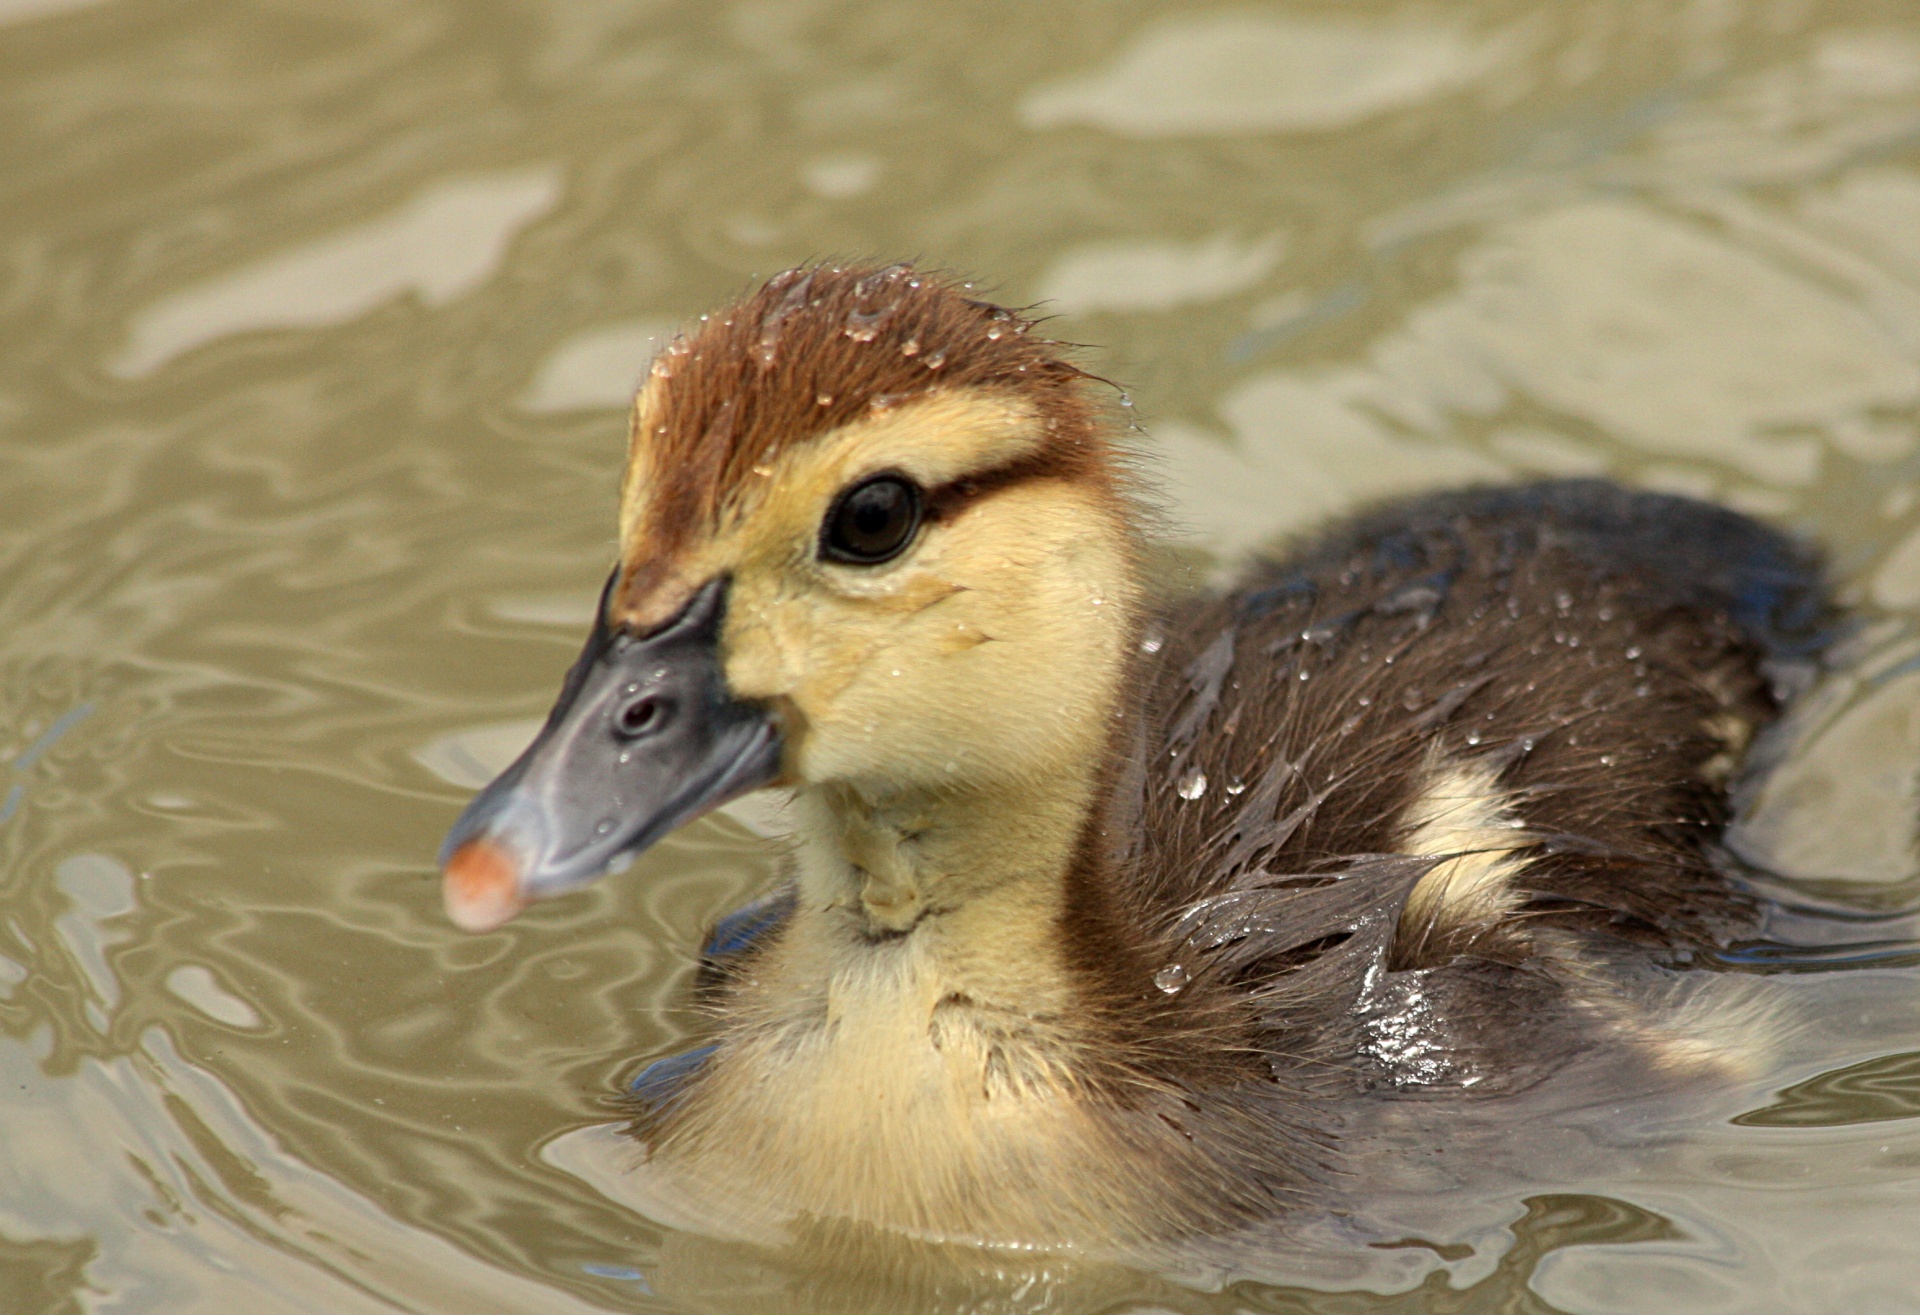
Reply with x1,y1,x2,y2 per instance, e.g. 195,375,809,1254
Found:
821,475,922,565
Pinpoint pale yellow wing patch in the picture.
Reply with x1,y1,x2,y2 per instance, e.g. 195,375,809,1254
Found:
1395,757,1530,957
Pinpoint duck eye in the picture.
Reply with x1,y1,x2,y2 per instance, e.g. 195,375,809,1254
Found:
821,475,922,565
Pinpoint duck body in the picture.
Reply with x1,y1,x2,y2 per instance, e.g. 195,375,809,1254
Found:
636,479,1824,1247
440,265,1828,1251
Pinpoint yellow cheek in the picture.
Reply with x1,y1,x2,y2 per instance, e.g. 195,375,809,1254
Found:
717,475,1136,790
787,579,951,716
866,572,966,617
938,622,994,653
724,581,809,698
724,574,901,730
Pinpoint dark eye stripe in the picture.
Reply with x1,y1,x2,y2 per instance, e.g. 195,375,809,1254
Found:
919,451,1067,524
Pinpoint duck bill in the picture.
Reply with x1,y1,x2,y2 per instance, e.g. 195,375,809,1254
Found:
437,576,781,932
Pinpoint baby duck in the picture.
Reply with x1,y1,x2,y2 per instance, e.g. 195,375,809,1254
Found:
440,263,1827,1249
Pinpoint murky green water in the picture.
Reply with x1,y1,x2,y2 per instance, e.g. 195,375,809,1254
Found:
8,0,1920,1309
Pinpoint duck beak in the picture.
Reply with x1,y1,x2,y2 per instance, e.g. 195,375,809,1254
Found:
437,575,781,932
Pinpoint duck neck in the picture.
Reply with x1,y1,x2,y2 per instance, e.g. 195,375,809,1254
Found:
774,530,1148,1005
662,717,1154,1246
788,767,1101,959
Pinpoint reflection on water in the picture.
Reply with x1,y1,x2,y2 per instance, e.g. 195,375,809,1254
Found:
111,169,565,379
1737,1049,1920,1127
7,0,1920,1310
1020,12,1517,135
1035,233,1288,315
521,322,681,415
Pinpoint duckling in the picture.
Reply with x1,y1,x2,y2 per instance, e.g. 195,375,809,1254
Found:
439,263,1828,1250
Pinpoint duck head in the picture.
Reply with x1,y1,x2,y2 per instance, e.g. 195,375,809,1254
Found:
440,265,1141,931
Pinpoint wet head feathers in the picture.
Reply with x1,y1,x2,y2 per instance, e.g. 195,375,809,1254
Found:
616,264,1113,626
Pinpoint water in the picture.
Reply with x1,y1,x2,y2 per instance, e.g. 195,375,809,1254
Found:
7,0,1920,1309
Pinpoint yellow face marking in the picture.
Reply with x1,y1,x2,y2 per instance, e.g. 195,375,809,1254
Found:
611,386,1044,629
618,381,666,553
611,387,1137,796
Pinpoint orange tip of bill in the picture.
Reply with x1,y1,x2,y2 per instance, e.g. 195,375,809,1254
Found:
442,839,528,932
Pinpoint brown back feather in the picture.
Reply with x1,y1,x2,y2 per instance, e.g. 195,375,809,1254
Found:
1068,481,1829,1102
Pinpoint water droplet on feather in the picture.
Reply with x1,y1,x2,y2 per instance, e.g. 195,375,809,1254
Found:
845,302,897,342
756,270,815,365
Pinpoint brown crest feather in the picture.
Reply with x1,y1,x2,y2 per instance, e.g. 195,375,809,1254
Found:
619,263,1110,618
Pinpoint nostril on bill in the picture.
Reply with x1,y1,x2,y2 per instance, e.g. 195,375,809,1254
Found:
616,695,667,737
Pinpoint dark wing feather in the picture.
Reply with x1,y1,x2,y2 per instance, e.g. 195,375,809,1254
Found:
1071,480,1829,1093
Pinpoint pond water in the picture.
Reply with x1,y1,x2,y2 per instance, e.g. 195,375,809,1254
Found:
7,0,1920,1310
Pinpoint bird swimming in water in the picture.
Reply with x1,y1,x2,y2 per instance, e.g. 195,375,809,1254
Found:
438,262,1829,1250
